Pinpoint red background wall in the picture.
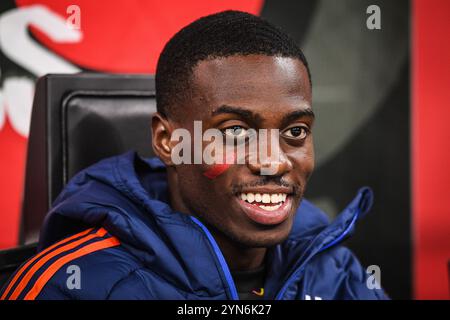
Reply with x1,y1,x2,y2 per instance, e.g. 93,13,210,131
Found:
413,0,450,300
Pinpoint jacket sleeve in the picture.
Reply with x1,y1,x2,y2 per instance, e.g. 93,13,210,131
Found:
302,246,390,300
0,266,72,300
0,238,135,300
340,247,389,299
106,269,151,300
331,246,389,300
34,281,73,300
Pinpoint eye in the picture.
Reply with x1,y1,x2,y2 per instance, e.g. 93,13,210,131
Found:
282,126,309,139
222,125,248,138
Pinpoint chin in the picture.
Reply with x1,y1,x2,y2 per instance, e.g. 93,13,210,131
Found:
226,223,293,248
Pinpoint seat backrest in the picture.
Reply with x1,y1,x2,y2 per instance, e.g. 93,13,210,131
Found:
20,73,156,244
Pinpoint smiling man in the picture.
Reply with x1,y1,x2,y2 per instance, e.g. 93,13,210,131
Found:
1,10,387,300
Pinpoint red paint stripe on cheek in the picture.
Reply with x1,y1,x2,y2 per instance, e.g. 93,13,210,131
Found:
203,152,236,179
203,163,232,179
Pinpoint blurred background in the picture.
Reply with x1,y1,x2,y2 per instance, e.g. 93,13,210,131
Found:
0,0,449,299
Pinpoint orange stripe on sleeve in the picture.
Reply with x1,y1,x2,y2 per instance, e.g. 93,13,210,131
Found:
0,227,94,300
7,228,108,300
23,236,120,300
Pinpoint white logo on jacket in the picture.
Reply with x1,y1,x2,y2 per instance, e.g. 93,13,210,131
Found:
305,294,322,300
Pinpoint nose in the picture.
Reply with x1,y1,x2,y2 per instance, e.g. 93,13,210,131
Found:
247,131,293,176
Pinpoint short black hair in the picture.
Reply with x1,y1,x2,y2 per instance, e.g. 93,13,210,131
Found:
155,10,311,118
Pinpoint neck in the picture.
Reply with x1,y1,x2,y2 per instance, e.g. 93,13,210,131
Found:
210,228,267,271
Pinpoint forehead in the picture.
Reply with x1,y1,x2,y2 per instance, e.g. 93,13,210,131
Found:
188,55,311,116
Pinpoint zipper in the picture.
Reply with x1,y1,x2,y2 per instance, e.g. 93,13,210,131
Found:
190,216,239,300
274,208,361,300
191,206,361,300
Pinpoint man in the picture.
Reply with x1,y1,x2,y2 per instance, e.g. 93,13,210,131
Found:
1,10,387,300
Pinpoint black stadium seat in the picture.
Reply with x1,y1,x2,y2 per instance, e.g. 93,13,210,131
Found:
0,73,156,288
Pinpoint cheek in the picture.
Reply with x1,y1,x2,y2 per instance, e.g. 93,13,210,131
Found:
303,150,315,179
203,163,232,179
176,165,232,223
203,151,236,179
177,166,215,211
303,143,315,169
177,163,231,200
291,144,315,179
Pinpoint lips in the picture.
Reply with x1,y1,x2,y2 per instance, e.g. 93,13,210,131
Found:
236,191,292,225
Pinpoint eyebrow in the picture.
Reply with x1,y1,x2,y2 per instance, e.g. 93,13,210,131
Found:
280,108,315,129
211,104,315,127
211,105,264,124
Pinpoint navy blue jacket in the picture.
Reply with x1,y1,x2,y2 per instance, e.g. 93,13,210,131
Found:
1,152,388,300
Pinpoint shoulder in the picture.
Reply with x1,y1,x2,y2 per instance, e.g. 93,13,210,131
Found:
302,246,389,300
1,227,142,300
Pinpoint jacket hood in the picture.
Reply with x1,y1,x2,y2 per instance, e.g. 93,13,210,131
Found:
38,151,374,299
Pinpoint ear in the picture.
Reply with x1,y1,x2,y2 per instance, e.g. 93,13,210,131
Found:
151,112,174,166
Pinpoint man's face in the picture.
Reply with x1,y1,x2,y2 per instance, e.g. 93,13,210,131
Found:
167,55,314,247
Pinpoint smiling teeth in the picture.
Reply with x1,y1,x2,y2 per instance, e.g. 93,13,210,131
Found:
240,193,288,205
259,203,282,211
